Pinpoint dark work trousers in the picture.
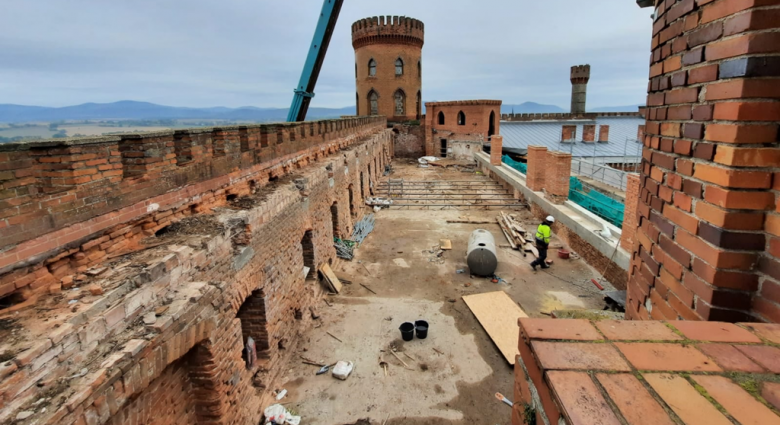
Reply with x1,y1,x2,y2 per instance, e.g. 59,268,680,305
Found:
530,240,549,269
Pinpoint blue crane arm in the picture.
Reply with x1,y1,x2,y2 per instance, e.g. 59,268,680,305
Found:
286,0,344,122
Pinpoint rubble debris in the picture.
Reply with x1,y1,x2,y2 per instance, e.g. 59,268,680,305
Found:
331,360,354,380
275,389,288,400
495,392,513,407
326,332,343,343
263,403,301,425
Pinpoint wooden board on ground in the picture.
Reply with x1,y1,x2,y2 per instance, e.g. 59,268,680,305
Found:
462,291,528,365
319,264,343,293
440,239,452,250
524,242,539,258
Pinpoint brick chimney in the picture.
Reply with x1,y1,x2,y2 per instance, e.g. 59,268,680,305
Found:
570,65,591,114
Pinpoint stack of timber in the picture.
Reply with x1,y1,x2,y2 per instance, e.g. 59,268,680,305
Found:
496,211,538,258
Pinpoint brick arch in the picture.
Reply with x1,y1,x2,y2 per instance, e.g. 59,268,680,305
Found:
393,88,406,117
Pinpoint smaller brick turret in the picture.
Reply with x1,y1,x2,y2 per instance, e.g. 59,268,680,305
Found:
570,64,591,114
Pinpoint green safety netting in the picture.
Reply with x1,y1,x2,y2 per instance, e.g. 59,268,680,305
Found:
502,154,624,228
569,177,625,227
502,155,527,174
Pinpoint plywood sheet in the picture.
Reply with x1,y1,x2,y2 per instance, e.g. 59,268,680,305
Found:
319,263,342,293
440,239,452,250
462,291,528,364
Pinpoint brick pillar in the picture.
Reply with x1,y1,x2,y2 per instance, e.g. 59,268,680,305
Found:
490,135,503,165
545,151,572,204
621,174,641,252
630,1,780,323
526,146,548,191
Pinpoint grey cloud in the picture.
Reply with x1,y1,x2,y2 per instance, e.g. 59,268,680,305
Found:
1,0,652,109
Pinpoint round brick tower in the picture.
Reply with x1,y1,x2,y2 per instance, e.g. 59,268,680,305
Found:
352,16,424,123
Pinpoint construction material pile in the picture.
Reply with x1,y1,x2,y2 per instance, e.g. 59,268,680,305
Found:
495,211,538,258
334,214,375,260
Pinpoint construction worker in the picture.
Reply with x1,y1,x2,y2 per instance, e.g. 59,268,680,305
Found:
531,216,554,271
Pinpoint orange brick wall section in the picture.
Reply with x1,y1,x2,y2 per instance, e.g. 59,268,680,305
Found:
621,174,641,252
544,151,572,204
0,117,386,299
0,121,393,424
628,1,780,323
513,318,780,425
353,16,423,122
525,146,547,191
424,100,501,157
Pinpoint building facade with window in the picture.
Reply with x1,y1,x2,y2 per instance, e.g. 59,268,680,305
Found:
352,16,423,122
424,100,501,158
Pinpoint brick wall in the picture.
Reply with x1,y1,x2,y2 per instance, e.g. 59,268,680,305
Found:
583,124,596,142
628,1,780,322
526,146,548,191
391,123,425,158
490,135,503,166
544,151,572,204
621,174,641,252
0,119,393,424
424,100,501,157
0,116,386,299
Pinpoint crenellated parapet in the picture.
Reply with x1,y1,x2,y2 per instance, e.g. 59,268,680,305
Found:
570,64,591,84
351,16,425,48
0,116,386,253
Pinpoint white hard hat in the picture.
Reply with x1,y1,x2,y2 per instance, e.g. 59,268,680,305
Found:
546,216,555,223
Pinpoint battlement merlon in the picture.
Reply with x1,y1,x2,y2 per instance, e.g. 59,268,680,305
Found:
352,16,425,48
570,64,591,84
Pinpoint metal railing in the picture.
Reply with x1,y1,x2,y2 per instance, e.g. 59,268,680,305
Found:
570,158,639,192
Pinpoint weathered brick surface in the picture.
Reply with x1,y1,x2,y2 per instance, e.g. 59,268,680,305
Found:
627,0,780,322
391,123,425,158
423,100,501,157
513,318,780,425
353,16,423,122
0,119,393,424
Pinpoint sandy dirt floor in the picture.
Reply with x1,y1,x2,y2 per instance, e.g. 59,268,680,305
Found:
271,162,616,425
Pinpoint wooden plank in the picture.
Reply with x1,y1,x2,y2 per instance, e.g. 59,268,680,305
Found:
319,263,343,293
446,220,495,224
440,239,452,250
496,217,518,250
462,291,528,364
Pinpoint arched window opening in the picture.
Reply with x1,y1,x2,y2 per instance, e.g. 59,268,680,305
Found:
457,111,466,126
301,230,315,279
489,110,496,137
394,89,406,116
356,92,359,115
416,91,421,120
395,58,404,76
438,111,445,125
348,184,356,216
418,60,421,78
355,63,358,79
368,90,379,115
331,202,339,239
368,59,377,77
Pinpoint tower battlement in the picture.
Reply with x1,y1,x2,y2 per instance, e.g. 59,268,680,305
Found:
570,64,591,84
352,16,425,48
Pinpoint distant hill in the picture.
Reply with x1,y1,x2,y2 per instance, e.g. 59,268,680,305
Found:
0,101,356,123
590,105,644,113
0,100,642,123
500,102,566,114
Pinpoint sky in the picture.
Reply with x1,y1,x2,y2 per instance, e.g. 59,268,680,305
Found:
0,0,652,110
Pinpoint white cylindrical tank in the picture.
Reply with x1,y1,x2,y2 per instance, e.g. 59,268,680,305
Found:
467,229,498,276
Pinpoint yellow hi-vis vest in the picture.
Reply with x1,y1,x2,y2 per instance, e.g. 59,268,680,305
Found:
535,224,551,245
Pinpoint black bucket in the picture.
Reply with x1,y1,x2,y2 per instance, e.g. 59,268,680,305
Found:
399,322,415,341
415,320,429,339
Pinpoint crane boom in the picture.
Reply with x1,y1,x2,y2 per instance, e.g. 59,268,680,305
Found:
286,0,345,122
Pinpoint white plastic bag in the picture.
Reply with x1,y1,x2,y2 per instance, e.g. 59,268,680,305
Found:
264,403,301,425
331,361,354,380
